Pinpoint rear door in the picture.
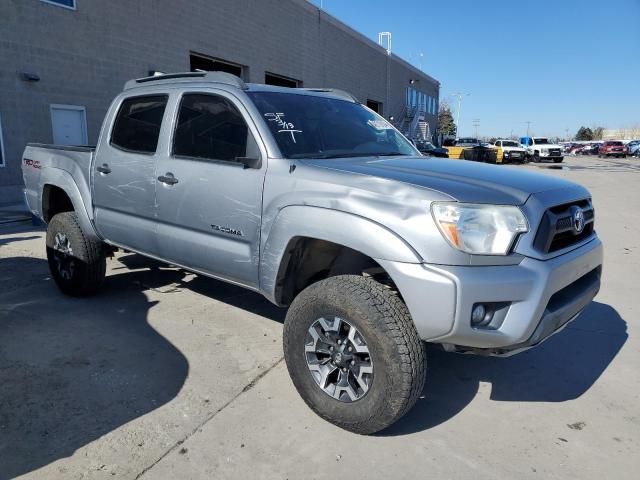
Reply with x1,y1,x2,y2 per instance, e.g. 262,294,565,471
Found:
92,93,169,254
154,90,267,287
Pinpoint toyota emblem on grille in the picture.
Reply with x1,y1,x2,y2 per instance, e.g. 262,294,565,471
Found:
570,206,585,234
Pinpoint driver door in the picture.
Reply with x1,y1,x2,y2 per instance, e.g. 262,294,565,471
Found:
154,91,267,288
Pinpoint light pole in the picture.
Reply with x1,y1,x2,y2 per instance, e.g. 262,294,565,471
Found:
525,120,532,137
473,118,480,139
450,92,470,137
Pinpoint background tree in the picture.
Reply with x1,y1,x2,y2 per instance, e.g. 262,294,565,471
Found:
438,102,457,137
591,126,604,140
575,126,594,141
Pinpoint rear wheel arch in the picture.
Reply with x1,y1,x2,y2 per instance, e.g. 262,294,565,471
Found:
40,178,100,241
42,184,74,222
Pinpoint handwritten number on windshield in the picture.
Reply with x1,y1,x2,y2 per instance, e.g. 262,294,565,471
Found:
264,113,303,144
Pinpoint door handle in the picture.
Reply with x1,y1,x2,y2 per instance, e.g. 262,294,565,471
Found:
97,164,111,174
158,173,179,185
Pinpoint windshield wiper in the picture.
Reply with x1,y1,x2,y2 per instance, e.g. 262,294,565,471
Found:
373,152,412,157
291,153,368,159
290,152,413,160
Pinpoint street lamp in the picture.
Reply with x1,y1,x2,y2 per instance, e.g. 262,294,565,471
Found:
450,92,470,137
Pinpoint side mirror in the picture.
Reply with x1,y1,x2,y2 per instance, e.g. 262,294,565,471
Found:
237,156,262,169
238,133,262,169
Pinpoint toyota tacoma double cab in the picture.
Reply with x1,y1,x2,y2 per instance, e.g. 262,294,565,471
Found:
520,136,564,163
22,72,603,434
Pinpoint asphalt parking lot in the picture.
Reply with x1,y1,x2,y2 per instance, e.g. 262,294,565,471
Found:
1,155,638,480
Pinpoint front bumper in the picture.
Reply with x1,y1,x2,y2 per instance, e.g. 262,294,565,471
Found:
378,237,603,355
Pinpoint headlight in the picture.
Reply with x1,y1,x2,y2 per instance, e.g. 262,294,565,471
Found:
431,203,529,255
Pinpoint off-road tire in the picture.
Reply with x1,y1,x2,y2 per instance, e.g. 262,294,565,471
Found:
283,275,426,434
46,212,106,296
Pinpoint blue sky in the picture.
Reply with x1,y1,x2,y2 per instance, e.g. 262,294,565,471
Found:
312,0,640,138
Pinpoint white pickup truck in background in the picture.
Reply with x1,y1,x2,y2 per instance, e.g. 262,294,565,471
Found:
520,136,564,163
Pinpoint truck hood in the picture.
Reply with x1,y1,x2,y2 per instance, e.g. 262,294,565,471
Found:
303,156,586,205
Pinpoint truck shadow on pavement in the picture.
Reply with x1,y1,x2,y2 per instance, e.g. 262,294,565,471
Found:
383,301,628,436
0,253,628,478
116,253,288,323
112,255,629,438
0,257,189,480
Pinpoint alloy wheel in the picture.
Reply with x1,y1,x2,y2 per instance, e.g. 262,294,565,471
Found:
305,316,373,402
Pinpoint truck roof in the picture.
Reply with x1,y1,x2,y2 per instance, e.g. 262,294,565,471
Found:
123,71,358,103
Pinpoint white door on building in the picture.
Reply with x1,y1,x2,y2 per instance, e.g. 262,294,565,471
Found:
50,105,88,145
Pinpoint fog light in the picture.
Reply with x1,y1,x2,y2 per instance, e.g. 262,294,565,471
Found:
471,304,487,325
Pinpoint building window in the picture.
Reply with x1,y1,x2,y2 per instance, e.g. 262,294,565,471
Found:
264,72,301,88
190,53,245,80
366,100,383,114
0,114,5,167
111,95,168,154
40,0,76,10
173,93,256,163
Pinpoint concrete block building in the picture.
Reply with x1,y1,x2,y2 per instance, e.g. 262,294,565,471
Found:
0,0,440,204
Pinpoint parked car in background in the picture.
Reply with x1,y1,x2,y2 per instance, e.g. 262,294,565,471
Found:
456,137,482,147
567,144,585,155
580,143,601,156
494,139,527,163
415,140,449,158
598,141,627,158
626,140,640,157
520,136,564,163
444,138,498,162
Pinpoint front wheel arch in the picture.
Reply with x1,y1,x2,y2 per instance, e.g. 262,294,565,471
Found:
260,206,422,304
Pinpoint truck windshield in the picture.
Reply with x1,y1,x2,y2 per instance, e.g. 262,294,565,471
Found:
535,138,550,144
502,141,519,147
247,91,418,159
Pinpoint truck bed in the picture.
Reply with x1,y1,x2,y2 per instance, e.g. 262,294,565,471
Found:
26,143,96,152
22,143,96,222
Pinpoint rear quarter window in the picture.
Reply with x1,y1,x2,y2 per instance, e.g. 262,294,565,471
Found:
111,95,168,153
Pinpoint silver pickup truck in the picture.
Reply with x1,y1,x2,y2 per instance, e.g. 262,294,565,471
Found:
22,72,603,434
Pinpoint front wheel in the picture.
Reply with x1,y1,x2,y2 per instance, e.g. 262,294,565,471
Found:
283,275,426,434
553,157,564,163
532,152,540,163
46,212,106,296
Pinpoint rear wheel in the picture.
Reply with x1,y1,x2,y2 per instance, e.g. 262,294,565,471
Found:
46,212,106,296
283,275,426,434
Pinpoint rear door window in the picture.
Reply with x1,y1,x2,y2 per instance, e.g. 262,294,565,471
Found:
111,95,168,153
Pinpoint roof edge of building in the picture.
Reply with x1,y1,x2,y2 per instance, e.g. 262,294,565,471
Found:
297,0,440,87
